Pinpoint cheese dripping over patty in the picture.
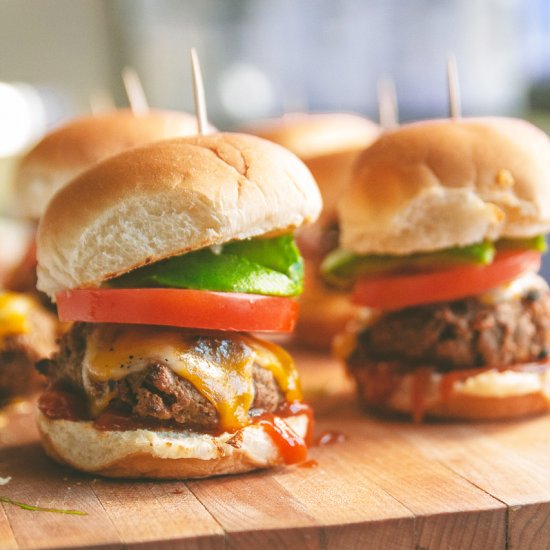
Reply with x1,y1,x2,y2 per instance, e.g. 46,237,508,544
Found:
82,324,302,431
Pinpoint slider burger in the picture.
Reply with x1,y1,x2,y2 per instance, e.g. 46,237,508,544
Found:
0,110,202,408
247,113,380,348
323,118,550,421
35,132,322,478
0,290,56,406
9,109,204,292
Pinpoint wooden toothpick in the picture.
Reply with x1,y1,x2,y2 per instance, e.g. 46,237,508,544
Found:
190,48,209,135
122,67,149,115
377,77,399,130
447,53,461,119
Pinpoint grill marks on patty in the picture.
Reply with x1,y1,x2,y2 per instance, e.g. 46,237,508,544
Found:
350,290,550,372
37,323,285,430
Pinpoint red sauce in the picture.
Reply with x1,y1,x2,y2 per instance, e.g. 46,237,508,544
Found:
38,387,87,421
254,416,307,465
39,387,314,465
93,409,180,432
315,431,346,446
93,405,217,433
252,402,314,465
299,459,318,469
279,401,315,445
411,367,431,423
439,372,457,402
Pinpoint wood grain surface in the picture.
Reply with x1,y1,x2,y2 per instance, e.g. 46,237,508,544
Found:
0,347,549,549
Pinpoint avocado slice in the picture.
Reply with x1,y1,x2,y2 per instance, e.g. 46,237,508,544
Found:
322,235,547,288
107,234,303,297
321,241,495,288
496,234,547,253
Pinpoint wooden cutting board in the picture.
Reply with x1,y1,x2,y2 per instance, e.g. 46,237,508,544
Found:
1,347,549,550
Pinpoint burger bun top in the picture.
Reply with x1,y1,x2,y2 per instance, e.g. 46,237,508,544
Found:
37,132,322,298
339,117,550,255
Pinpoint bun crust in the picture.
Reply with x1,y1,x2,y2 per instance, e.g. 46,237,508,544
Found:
246,112,379,160
37,132,322,298
16,110,204,220
37,410,310,479
303,148,370,227
352,364,550,421
339,117,550,255
247,113,379,226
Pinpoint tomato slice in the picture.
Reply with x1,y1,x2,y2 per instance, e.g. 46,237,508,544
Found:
56,288,298,333
352,250,542,310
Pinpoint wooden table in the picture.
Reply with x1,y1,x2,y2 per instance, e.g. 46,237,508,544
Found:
1,347,549,549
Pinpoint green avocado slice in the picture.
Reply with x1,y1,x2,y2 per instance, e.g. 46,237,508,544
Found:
321,241,495,288
322,235,547,289
106,234,303,297
496,234,548,253
321,235,548,288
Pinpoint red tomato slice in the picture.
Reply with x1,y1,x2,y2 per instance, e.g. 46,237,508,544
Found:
352,250,542,310
56,288,298,333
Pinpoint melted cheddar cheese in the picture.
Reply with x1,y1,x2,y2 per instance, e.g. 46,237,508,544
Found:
82,324,302,431
0,291,33,343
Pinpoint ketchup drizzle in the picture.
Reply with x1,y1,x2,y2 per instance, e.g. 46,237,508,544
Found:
252,401,314,465
38,387,314,466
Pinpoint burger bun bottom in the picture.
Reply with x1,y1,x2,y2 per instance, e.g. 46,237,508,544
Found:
351,364,550,421
37,410,310,479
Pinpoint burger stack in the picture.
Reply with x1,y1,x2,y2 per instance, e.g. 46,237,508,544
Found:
324,117,550,421
35,132,322,478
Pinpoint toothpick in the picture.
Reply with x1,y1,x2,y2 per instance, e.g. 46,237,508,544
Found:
190,48,208,135
447,53,461,119
122,67,149,115
377,77,399,130
89,89,115,116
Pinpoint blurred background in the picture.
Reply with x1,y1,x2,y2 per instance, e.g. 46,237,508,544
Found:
2,0,550,145
1,0,550,263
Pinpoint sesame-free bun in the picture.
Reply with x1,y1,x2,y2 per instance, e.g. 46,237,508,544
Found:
37,132,322,299
246,112,379,160
247,113,380,224
352,364,550,421
339,117,550,256
37,409,310,479
16,110,205,220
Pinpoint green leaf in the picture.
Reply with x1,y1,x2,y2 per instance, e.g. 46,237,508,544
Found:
108,235,303,297
0,496,87,515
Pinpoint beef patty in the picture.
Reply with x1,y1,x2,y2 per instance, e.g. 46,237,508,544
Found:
0,304,57,406
349,288,550,373
37,323,285,430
